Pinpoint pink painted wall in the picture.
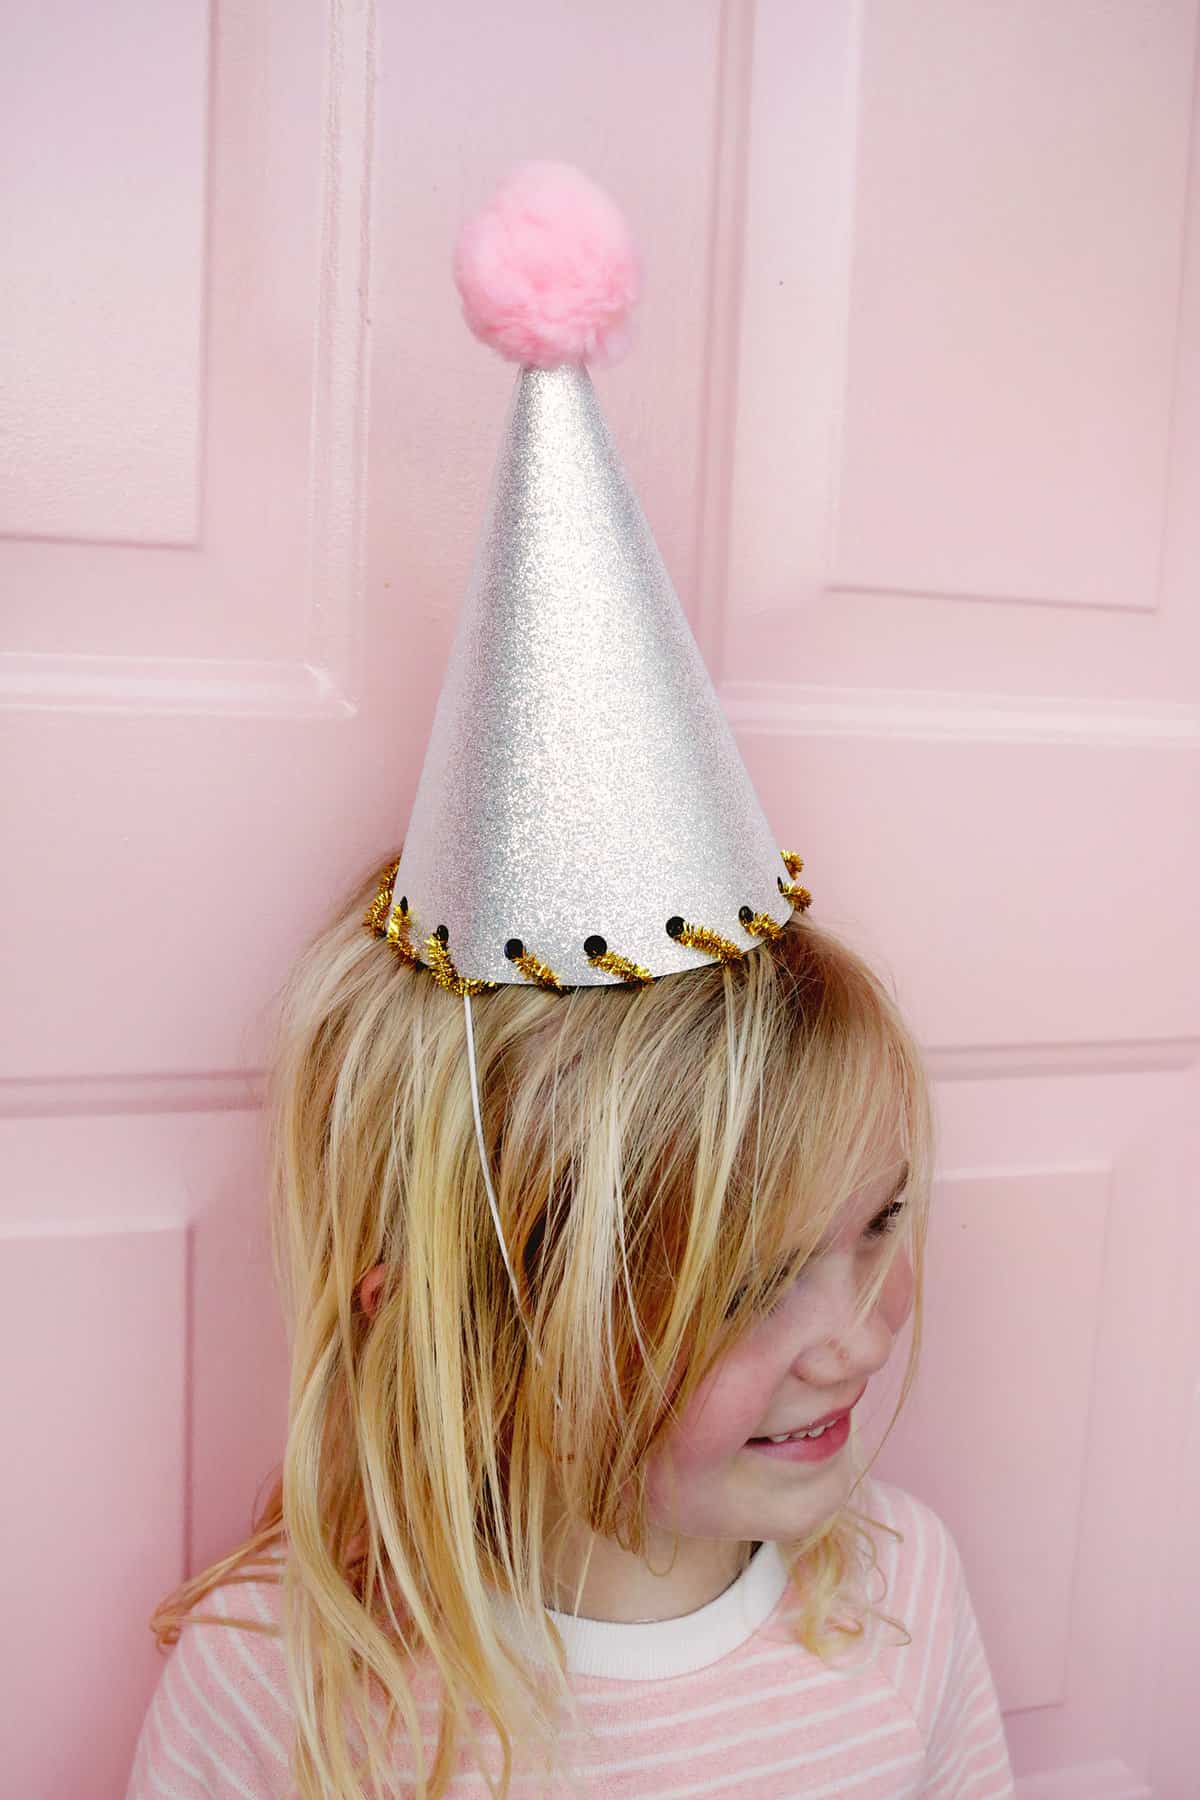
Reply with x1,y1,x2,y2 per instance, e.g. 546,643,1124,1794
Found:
2,3,1198,1796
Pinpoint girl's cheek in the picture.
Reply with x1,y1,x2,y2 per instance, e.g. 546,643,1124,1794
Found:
647,1349,770,1489
881,1250,915,1334
645,1253,914,1498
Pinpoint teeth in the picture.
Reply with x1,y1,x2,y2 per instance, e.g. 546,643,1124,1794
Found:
766,1419,835,1443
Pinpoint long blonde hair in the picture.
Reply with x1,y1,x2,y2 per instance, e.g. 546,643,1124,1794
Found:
149,853,934,1798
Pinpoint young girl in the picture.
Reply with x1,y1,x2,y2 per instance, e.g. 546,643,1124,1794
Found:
126,164,1014,1799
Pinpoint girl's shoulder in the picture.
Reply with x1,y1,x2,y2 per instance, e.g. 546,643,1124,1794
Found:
857,1471,985,1655
850,1475,1015,1795
857,1469,969,1600
127,1556,293,1800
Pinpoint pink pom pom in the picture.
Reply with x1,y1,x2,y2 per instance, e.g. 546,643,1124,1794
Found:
453,162,640,370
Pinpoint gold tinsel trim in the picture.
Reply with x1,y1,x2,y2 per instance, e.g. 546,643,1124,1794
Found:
363,857,401,936
740,910,784,942
363,859,423,966
384,903,421,967
587,948,654,986
510,948,566,993
669,921,746,965
424,933,496,997
778,848,813,912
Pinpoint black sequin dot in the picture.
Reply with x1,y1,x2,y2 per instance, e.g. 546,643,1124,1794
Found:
584,934,607,958
504,938,524,961
738,905,753,924
399,896,407,911
665,915,685,939
435,923,449,944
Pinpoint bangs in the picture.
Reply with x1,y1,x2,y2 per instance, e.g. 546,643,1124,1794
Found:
696,916,933,1342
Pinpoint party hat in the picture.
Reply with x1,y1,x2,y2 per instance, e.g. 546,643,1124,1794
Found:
365,162,810,995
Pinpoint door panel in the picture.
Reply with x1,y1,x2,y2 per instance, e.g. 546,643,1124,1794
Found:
2,2,1195,1793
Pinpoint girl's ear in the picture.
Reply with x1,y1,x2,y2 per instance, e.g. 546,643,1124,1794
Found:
356,1262,388,1320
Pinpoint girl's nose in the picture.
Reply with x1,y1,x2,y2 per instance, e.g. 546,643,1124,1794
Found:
789,1318,894,1392
786,1261,907,1389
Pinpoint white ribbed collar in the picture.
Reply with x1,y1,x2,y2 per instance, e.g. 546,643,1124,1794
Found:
492,1541,791,1681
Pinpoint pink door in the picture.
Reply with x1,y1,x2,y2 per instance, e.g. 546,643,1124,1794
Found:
2,3,1197,1795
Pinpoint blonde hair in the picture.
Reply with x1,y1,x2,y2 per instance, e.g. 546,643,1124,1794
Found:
149,853,934,1798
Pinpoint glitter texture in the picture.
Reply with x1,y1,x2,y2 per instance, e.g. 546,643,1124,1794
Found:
391,364,796,988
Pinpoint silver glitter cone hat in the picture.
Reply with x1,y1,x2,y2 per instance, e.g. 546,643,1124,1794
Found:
368,162,809,993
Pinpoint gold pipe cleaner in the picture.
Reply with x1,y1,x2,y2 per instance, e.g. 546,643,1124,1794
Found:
425,932,497,997
665,917,745,965
778,848,813,912
363,856,401,936
385,904,422,968
586,946,654,985
508,945,566,992
738,907,784,942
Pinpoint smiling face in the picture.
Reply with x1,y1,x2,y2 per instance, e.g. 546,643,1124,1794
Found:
642,1146,915,1548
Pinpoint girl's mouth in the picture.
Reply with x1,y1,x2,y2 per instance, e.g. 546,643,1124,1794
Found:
745,1410,851,1462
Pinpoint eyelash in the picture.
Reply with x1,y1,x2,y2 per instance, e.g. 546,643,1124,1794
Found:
866,1198,908,1241
755,1198,909,1319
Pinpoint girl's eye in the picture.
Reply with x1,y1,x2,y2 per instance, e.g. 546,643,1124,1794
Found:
758,1272,795,1317
740,1199,909,1320
865,1197,907,1240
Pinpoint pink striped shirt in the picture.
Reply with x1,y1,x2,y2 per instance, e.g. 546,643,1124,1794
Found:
126,1476,1014,1797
